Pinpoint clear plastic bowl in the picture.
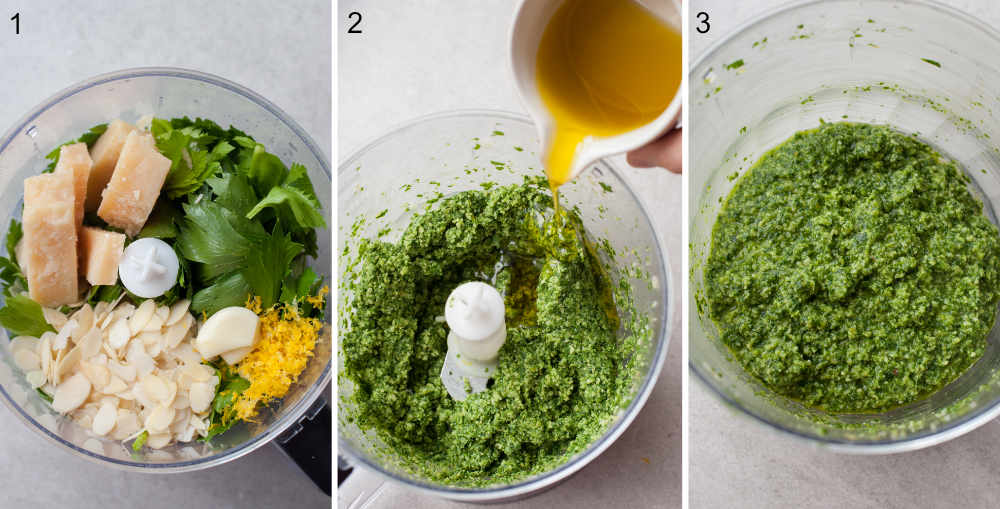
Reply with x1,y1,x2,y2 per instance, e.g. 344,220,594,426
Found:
338,110,671,501
0,68,331,471
690,0,1000,451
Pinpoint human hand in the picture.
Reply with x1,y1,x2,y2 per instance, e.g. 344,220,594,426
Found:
626,127,682,173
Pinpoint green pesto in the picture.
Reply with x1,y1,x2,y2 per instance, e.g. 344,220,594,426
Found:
342,178,632,486
706,122,1000,413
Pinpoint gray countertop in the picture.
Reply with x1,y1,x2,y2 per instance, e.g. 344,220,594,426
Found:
338,1,682,508
0,1,330,508
691,1,1000,508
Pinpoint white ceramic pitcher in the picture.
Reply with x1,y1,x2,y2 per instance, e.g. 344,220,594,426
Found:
509,0,683,181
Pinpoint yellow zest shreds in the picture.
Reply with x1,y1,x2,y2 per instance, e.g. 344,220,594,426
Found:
231,293,326,421
306,286,329,309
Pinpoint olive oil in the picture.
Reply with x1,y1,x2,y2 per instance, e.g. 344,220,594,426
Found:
535,0,681,195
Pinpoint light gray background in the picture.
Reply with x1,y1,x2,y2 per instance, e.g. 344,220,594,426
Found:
0,2,331,508
338,1,682,508
691,1,1000,508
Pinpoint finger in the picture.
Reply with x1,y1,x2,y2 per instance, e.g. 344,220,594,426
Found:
626,128,683,173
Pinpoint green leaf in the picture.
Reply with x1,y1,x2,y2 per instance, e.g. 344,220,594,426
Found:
242,225,303,308
163,142,224,198
176,201,264,282
280,266,321,304
36,388,53,403
211,376,251,414
240,143,288,198
132,431,148,452
207,173,258,217
0,295,56,337
191,272,252,316
43,124,108,173
0,221,27,297
286,163,321,204
152,117,236,199
245,161,326,232
85,284,124,305
201,360,252,441
138,200,181,239
247,186,327,230
5,219,22,262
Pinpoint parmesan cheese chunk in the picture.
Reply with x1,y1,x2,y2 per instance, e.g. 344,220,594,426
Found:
23,171,78,307
79,227,126,286
87,120,136,211
96,131,171,236
54,142,92,229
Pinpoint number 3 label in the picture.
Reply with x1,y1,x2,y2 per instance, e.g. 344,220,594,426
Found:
696,12,710,34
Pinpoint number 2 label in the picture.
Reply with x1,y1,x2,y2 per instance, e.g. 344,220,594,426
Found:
348,12,362,34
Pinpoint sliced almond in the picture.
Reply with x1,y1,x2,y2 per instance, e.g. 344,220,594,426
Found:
13,348,40,372
54,345,83,384
130,299,156,335
108,319,131,349
10,336,37,354
142,314,165,333
155,305,170,323
166,300,191,326
51,373,91,414
171,393,190,410
145,405,175,433
92,401,117,436
136,330,161,347
177,425,196,443
102,375,128,395
75,413,93,429
37,336,51,381
107,360,137,383
80,361,111,389
78,327,103,360
93,301,111,323
171,407,191,428
51,348,65,383
51,319,76,351
190,415,208,433
146,432,172,450
26,370,46,389
164,314,193,350
129,350,155,376
70,304,94,342
112,410,140,440
42,307,67,330
141,374,169,403
189,382,214,414
114,302,135,321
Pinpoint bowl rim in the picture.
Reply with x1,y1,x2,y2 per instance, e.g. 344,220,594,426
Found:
689,0,1000,453
336,108,674,501
0,66,332,472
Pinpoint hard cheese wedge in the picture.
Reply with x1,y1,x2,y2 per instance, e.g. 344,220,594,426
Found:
79,226,126,286
23,171,78,307
54,142,92,229
96,131,171,236
87,119,136,211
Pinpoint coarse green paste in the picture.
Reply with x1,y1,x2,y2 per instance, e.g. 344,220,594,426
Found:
706,122,1000,413
342,178,636,485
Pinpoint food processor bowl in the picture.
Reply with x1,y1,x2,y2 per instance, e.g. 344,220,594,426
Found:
338,110,671,502
0,68,332,485
691,0,1000,451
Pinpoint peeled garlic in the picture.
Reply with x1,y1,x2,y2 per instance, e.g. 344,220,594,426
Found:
194,306,259,359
